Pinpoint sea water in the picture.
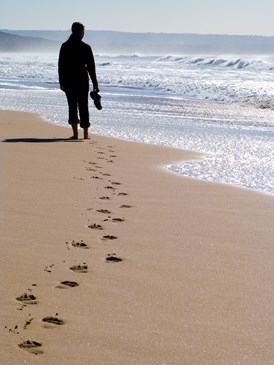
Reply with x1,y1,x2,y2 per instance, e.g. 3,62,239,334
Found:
0,53,274,194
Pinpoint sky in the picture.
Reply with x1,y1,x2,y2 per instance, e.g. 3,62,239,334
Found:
1,0,274,36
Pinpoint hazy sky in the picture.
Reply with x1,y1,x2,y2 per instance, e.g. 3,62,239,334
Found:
1,0,274,36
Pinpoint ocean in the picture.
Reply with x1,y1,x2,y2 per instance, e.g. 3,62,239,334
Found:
0,52,274,195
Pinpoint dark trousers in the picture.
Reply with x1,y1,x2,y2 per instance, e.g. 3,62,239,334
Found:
65,79,90,128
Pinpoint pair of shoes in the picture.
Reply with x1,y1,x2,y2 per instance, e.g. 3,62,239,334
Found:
90,91,102,110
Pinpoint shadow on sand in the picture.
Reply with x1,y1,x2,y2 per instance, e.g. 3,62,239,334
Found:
2,138,82,143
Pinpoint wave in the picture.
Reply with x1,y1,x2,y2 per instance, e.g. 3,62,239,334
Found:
1,53,273,110
156,55,274,71
98,53,274,71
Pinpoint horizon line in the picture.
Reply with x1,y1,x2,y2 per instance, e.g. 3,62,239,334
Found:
1,28,274,38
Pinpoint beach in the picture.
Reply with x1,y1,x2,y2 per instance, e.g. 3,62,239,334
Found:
1,109,274,364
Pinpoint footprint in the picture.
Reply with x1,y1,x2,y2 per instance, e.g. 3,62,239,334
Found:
112,218,125,222
102,173,111,177
67,240,89,249
88,223,103,230
97,209,111,214
42,316,64,325
104,186,115,190
56,281,79,289
117,192,128,196
16,293,37,305
120,205,132,208
99,196,110,200
18,340,43,355
106,254,123,262
111,181,121,185
102,235,117,240
70,264,88,273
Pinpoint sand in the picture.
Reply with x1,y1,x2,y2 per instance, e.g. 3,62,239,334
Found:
1,110,274,365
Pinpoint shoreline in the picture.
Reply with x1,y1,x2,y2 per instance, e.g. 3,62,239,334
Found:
40,110,274,198
1,110,274,365
1,83,273,196
166,164,274,198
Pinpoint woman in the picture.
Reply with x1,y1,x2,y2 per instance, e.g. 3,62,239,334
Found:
58,22,99,139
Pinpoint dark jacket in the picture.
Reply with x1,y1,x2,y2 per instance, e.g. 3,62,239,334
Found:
58,34,98,90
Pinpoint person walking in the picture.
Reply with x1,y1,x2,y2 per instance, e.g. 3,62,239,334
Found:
58,22,99,139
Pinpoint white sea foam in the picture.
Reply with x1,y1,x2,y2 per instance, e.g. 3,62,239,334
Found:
0,52,274,194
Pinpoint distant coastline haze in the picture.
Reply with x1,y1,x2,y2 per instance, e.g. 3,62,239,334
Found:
1,29,274,54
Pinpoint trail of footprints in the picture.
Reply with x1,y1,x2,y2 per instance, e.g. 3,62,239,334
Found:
7,143,132,356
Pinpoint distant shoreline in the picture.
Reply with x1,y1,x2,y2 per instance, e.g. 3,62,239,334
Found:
1,29,274,54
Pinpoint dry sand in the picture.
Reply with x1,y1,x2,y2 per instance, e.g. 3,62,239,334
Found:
1,110,274,365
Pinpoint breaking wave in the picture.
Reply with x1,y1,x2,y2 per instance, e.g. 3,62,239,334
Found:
157,55,274,71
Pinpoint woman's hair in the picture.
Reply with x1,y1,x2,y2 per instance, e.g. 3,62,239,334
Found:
71,22,85,35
